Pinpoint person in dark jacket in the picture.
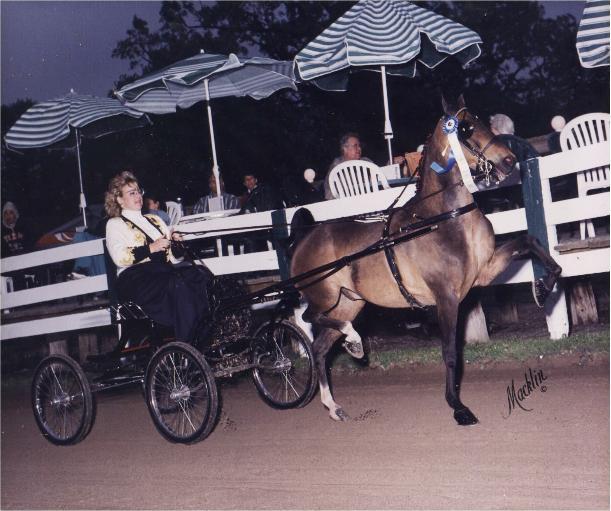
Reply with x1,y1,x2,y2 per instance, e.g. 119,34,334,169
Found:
239,173,283,213
238,173,283,253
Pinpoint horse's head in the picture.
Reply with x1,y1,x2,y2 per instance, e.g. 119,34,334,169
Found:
437,95,517,189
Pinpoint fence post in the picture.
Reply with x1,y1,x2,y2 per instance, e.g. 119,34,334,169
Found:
272,209,314,341
522,158,569,339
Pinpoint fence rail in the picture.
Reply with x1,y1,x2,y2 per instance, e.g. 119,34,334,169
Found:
1,142,609,341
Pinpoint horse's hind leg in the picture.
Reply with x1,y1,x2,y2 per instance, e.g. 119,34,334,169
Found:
436,295,479,426
476,234,562,306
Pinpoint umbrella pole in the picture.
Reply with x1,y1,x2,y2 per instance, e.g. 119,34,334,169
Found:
204,79,222,200
380,66,394,165
75,129,88,229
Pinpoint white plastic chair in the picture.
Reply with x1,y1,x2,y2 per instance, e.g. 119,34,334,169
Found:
559,113,610,239
165,201,183,226
379,163,401,180
327,159,389,199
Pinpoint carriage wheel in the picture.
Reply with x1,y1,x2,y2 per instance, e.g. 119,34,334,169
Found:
31,354,94,445
145,342,218,444
251,320,317,409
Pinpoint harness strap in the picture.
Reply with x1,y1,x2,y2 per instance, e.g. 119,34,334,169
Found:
383,210,425,309
382,202,478,309
399,202,477,233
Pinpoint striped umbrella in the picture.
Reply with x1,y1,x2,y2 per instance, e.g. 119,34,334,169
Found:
576,0,610,68
116,51,297,198
5,91,150,227
294,0,482,163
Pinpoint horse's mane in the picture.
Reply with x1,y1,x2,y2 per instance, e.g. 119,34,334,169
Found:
414,133,432,194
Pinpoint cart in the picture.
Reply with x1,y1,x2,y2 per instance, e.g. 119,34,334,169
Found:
31,271,316,445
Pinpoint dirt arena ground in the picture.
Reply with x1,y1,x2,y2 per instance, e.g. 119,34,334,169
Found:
1,352,608,510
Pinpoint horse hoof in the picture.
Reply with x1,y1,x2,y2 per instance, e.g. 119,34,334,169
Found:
532,278,549,308
342,340,364,359
331,408,350,422
454,407,478,426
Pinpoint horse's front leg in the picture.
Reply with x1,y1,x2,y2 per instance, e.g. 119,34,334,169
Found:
311,326,350,421
476,234,562,306
436,296,479,426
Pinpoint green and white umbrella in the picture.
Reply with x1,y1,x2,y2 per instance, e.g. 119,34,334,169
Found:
5,90,150,227
116,51,297,198
576,0,610,68
294,0,482,163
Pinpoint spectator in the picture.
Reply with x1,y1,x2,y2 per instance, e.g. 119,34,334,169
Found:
490,113,539,162
144,192,171,225
193,173,241,214
323,132,373,199
2,201,35,290
2,201,31,256
240,173,283,213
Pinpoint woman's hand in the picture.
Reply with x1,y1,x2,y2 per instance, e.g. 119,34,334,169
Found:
149,237,171,253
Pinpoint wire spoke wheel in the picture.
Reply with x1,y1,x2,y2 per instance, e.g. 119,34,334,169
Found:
252,320,317,409
31,354,94,445
145,342,218,444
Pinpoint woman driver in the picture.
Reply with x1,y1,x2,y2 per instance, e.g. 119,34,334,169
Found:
105,171,210,341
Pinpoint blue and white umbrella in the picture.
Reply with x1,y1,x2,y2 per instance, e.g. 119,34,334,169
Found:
5,90,150,227
576,0,610,68
294,0,482,163
116,51,297,197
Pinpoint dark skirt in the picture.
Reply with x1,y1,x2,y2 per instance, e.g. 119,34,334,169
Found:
116,262,211,342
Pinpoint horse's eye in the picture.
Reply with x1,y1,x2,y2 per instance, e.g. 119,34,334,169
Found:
458,122,474,141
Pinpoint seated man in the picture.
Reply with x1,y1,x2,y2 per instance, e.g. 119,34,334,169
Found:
323,132,373,199
193,173,241,214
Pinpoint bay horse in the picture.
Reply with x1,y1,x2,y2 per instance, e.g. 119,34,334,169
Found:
290,95,561,425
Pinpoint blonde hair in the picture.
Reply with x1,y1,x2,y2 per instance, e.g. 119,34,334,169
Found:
104,171,139,217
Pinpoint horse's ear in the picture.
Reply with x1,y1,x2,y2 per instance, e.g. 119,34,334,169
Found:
441,95,450,114
457,94,466,110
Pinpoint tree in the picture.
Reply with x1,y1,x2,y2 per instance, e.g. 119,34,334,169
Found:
111,1,608,160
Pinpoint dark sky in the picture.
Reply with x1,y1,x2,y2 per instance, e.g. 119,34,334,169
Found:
1,1,162,104
1,1,585,106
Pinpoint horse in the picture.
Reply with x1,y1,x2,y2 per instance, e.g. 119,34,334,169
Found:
289,95,562,426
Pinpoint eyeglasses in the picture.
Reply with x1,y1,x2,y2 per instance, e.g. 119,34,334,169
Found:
343,143,361,149
121,188,144,198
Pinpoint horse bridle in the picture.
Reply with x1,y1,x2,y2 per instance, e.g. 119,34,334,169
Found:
450,107,504,186
380,107,501,309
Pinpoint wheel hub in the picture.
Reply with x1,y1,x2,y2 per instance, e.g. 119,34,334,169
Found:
170,385,191,401
51,392,72,407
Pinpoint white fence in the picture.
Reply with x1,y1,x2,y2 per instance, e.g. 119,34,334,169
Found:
1,142,609,341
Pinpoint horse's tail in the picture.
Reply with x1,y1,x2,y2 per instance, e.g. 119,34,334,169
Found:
287,207,316,258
